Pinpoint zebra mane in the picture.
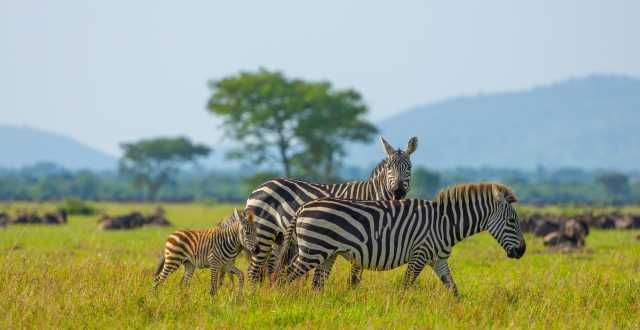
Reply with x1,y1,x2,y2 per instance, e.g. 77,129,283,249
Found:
368,157,389,179
218,209,246,228
435,182,518,204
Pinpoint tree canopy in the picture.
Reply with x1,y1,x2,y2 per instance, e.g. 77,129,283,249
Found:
119,136,210,200
206,68,376,180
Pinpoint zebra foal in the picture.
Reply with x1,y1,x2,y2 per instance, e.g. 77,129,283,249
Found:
274,183,526,296
152,209,257,296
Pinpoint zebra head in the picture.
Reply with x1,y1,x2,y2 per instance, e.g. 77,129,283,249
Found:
486,190,526,259
380,136,418,200
236,208,258,255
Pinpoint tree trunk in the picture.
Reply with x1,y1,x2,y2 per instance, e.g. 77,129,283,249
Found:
147,180,163,201
323,151,334,182
279,146,291,177
277,132,291,177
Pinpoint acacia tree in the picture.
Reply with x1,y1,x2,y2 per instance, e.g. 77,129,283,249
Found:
293,82,377,181
119,137,210,200
207,69,305,177
207,68,376,179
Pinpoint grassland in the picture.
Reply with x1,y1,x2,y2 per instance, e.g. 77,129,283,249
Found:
1,202,639,329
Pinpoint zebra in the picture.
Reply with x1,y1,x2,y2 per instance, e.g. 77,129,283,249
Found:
273,182,526,296
152,208,258,296
246,136,418,286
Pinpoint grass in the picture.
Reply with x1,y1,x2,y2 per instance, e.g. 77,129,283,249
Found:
1,202,639,329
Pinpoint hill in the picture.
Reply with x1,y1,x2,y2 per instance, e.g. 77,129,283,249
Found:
0,125,117,170
348,74,640,171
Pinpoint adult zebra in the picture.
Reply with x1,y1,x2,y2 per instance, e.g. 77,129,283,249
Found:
274,183,526,295
246,136,418,285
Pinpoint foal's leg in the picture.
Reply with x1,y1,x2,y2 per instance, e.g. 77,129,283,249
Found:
226,264,245,295
181,262,195,286
152,256,181,289
207,254,223,296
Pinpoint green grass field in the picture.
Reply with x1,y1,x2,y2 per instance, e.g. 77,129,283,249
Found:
1,203,639,329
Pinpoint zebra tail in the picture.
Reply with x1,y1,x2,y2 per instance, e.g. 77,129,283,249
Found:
271,216,298,284
153,251,165,278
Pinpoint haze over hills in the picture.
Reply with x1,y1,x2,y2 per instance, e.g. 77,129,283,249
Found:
0,125,117,170
1,74,638,172
348,74,640,171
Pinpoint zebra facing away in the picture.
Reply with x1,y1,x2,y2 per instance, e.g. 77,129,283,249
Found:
245,136,418,285
152,209,257,296
273,183,526,296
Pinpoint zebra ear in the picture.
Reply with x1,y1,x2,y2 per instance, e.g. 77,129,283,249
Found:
380,136,395,157
497,191,516,204
246,210,254,225
405,137,418,155
233,208,241,220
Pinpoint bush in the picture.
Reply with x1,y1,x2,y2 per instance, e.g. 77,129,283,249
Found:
58,198,96,215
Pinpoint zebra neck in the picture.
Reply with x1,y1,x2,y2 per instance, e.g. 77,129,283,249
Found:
324,176,391,200
436,199,492,245
225,222,243,254
323,163,391,200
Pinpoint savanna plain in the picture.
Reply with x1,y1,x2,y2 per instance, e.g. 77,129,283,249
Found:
1,203,639,329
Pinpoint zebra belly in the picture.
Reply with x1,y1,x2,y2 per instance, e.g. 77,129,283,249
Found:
343,246,411,271
361,256,409,271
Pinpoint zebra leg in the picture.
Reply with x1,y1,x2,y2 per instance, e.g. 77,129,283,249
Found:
181,262,195,286
152,256,181,289
348,263,363,287
402,253,428,288
248,241,274,285
207,254,224,296
266,250,277,278
217,270,226,288
278,256,317,287
226,264,245,295
311,254,337,291
431,258,459,296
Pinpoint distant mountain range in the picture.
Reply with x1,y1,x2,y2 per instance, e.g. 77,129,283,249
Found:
0,125,117,170
2,74,639,171
347,74,640,171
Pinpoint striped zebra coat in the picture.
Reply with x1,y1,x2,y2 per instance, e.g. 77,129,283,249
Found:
274,183,526,295
246,136,418,285
152,209,257,296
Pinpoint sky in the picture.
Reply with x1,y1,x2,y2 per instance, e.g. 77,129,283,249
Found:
1,0,639,155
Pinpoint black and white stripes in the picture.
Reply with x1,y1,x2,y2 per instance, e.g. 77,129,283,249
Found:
245,136,418,284
152,209,257,296
274,183,526,295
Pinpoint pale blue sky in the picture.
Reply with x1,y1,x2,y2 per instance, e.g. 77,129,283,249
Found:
1,0,638,155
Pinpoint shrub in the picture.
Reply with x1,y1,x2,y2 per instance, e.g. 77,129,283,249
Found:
58,198,96,215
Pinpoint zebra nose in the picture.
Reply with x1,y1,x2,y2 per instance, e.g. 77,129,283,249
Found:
507,242,526,259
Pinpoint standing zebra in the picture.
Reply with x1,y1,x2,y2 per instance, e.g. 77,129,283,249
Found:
273,183,526,295
246,136,418,285
152,209,257,296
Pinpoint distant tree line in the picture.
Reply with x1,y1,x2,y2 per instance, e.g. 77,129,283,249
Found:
1,162,639,205
3,69,638,205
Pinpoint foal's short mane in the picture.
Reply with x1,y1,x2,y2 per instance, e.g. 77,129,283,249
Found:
435,182,518,204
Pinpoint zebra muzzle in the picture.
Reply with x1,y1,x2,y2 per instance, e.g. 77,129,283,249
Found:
507,241,526,259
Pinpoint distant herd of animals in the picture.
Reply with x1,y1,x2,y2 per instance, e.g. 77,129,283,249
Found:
152,136,526,297
2,137,639,297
